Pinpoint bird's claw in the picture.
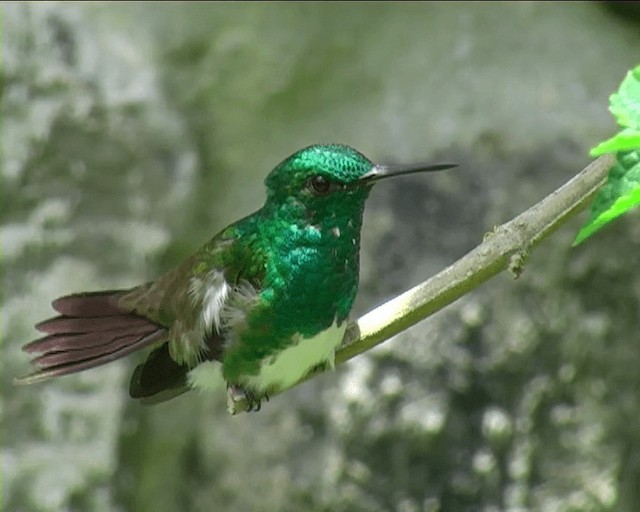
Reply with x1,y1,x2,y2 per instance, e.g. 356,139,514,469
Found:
226,384,268,414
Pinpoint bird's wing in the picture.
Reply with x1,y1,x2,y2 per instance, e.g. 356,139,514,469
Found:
122,225,265,402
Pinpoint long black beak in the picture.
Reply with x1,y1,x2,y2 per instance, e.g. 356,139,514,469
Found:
359,162,457,183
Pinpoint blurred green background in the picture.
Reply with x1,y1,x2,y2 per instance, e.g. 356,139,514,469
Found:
2,2,640,511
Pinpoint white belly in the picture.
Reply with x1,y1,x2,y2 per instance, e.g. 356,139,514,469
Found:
241,320,347,393
187,320,346,397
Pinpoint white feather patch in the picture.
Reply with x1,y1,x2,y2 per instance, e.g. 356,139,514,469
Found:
187,361,224,393
189,271,230,334
221,280,259,334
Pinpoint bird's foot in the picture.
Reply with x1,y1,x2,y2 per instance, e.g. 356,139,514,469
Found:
310,361,330,373
226,384,268,415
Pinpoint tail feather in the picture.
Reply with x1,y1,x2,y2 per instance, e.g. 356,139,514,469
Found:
51,291,128,317
35,315,153,336
31,331,158,368
16,330,168,385
23,324,156,355
15,290,168,385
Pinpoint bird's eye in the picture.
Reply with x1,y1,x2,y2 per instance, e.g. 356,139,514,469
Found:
308,175,332,195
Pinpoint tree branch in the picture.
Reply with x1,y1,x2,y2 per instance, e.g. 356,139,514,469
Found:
230,154,615,414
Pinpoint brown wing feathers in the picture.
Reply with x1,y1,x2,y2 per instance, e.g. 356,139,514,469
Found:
15,291,168,385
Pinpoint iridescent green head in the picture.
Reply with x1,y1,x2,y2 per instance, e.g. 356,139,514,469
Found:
265,144,372,203
264,143,455,217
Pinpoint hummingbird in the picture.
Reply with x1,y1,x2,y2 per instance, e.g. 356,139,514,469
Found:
16,144,455,412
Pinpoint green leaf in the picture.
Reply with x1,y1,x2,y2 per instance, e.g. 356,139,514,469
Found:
589,65,640,156
609,65,640,130
590,128,640,156
576,66,640,245
573,151,640,245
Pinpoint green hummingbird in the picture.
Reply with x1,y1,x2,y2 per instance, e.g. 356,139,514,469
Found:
16,144,455,412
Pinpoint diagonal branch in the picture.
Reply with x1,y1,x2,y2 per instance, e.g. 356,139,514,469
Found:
230,154,615,414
